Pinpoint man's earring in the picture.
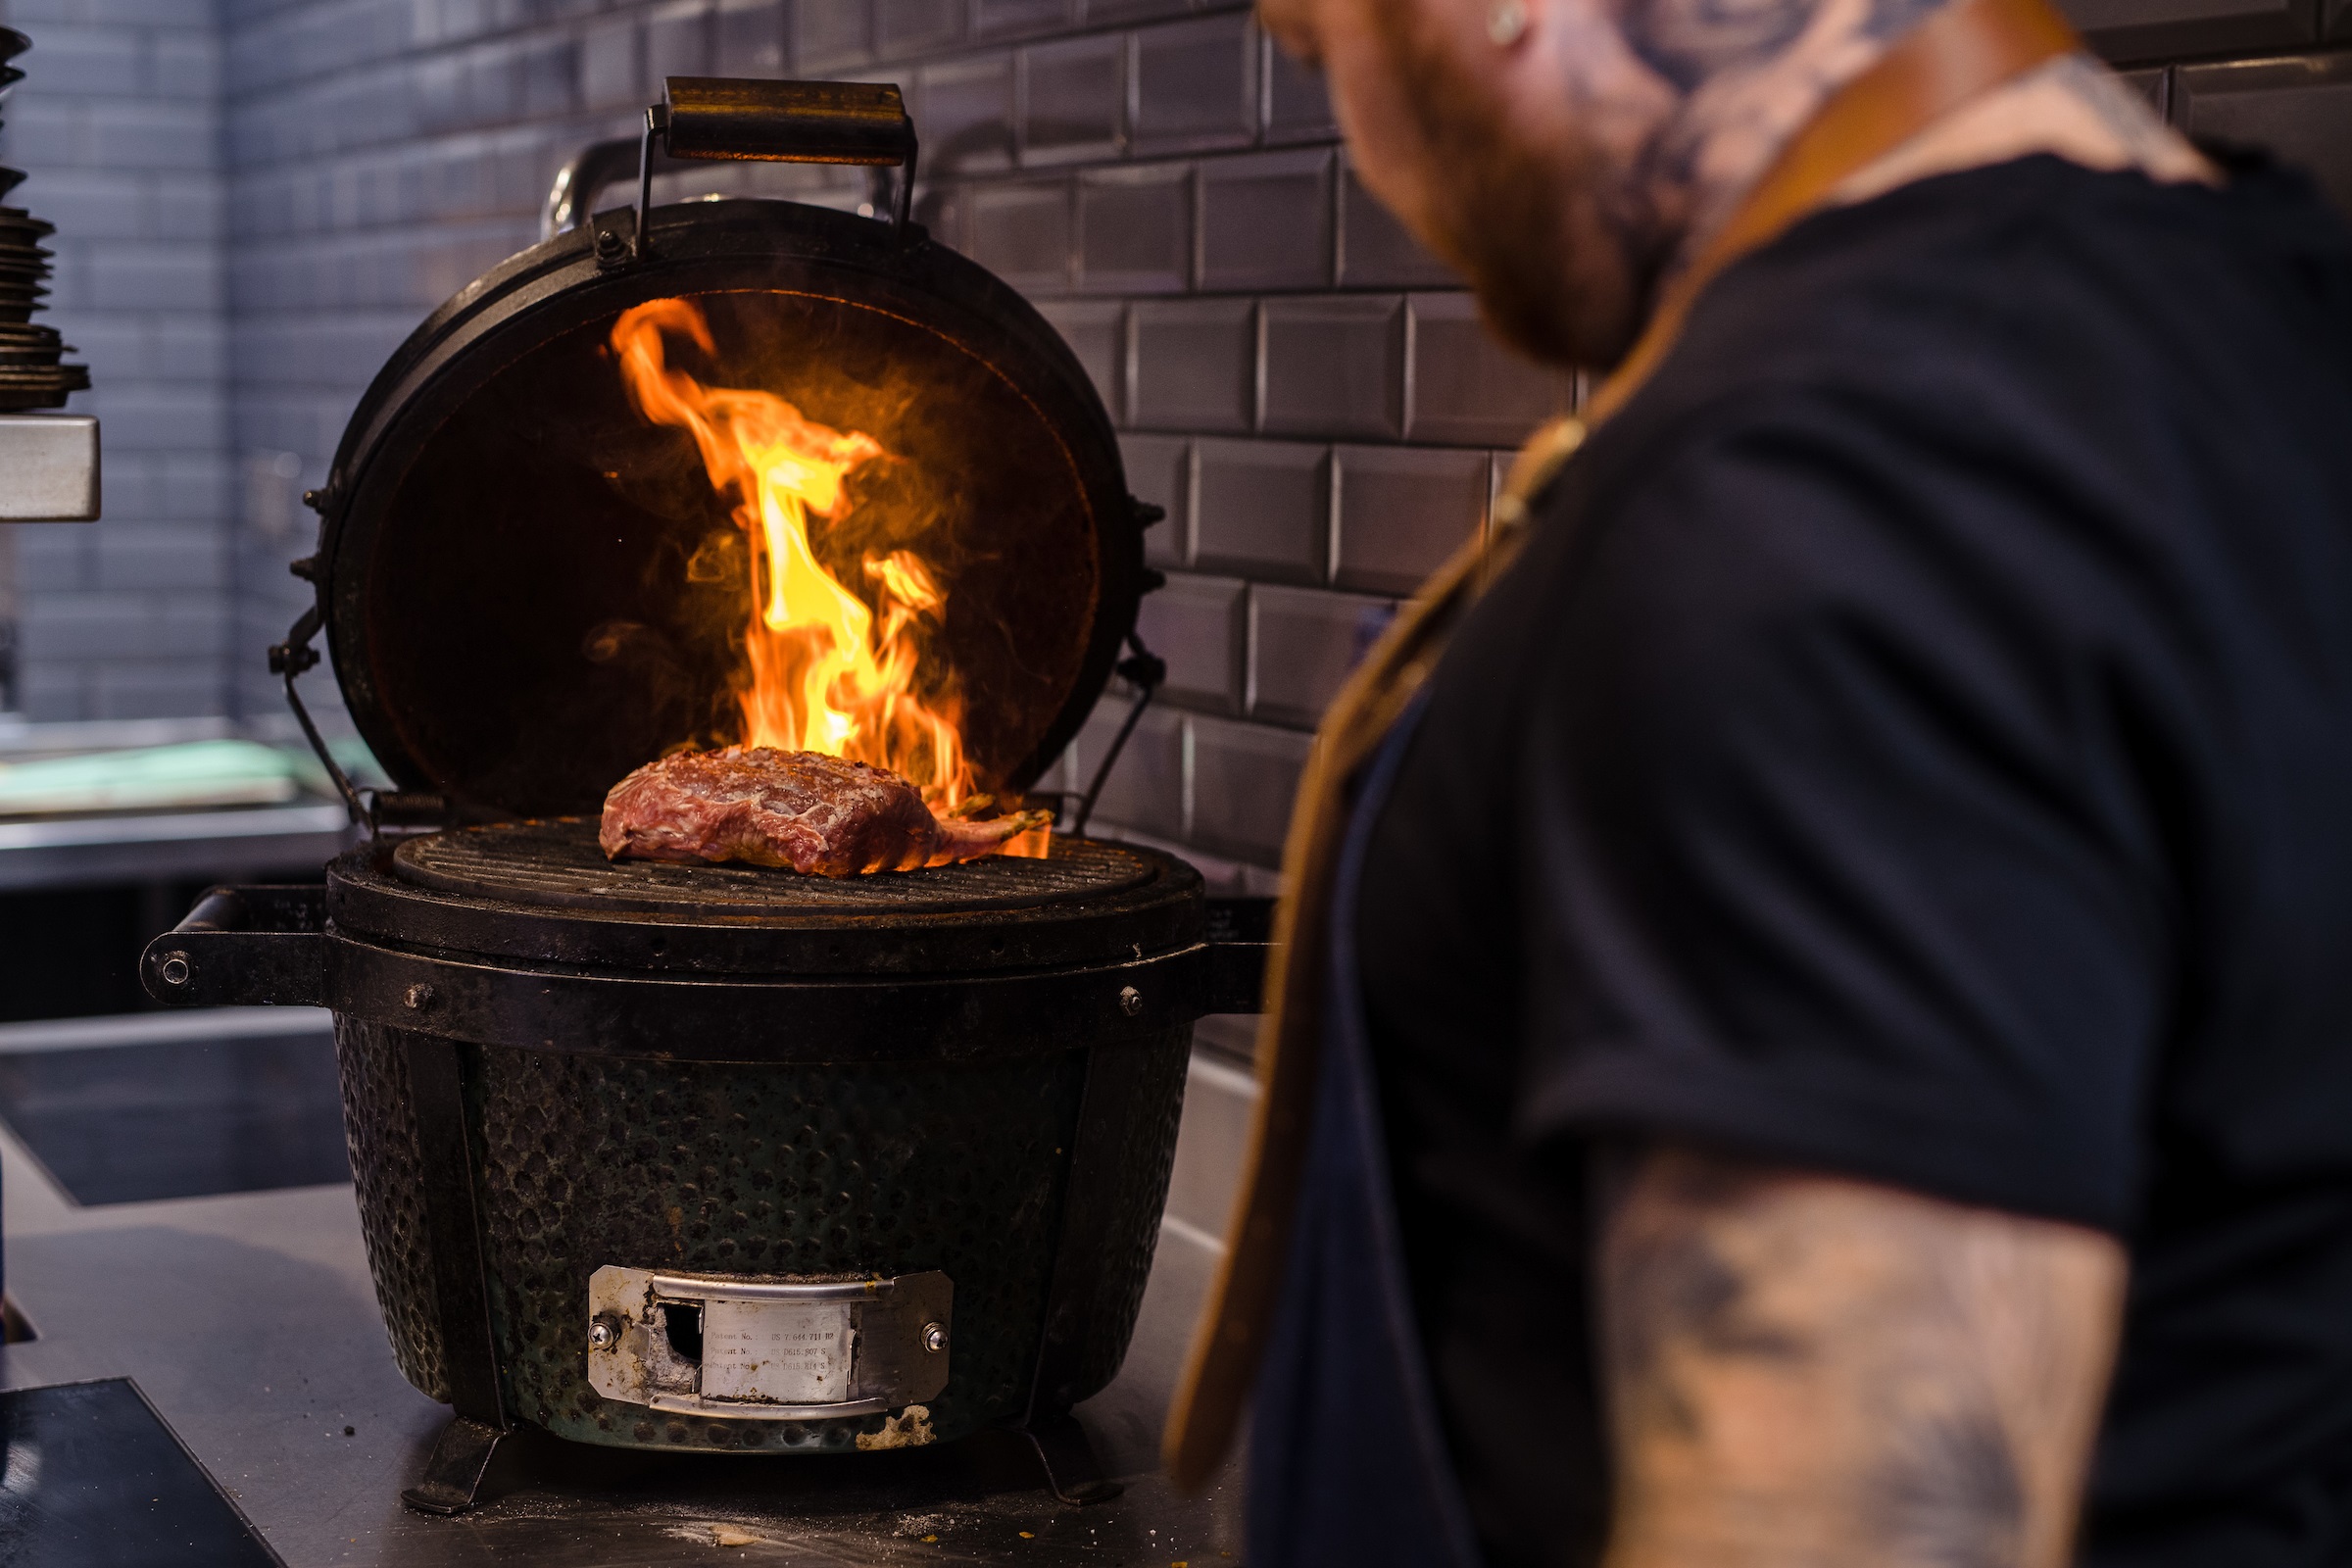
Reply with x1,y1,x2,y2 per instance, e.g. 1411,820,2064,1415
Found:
1488,0,1530,45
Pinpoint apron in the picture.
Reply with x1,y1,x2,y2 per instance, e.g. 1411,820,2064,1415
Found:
1161,0,2085,1532
1243,696,1486,1568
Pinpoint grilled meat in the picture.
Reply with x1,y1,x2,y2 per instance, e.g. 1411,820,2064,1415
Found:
599,747,1051,876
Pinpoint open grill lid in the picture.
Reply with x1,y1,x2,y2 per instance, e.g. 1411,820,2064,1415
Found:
286,79,1152,825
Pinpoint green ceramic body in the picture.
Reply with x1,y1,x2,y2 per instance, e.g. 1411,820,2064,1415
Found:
334,1017,1191,1453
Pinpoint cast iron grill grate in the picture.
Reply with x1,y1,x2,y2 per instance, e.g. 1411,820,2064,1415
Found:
390,817,1155,916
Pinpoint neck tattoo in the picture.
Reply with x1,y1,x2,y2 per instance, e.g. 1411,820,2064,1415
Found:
1621,0,1947,273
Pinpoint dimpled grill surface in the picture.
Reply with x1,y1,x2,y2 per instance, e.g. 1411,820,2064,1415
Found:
1062,1025,1191,1402
393,817,1152,917
335,1018,449,1402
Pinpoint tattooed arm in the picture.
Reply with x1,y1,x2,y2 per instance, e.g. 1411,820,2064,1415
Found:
1597,1144,2128,1568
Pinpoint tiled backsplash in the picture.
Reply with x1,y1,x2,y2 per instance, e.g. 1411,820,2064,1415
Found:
0,0,2345,885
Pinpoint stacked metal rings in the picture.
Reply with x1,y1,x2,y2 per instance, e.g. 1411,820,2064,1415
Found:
0,28,90,414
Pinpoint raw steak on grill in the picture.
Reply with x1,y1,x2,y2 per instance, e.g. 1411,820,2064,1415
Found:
599,747,1052,876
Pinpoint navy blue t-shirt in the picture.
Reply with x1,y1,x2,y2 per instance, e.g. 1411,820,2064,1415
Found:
1357,153,2352,1566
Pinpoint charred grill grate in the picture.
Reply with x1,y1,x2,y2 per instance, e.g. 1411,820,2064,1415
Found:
391,817,1154,916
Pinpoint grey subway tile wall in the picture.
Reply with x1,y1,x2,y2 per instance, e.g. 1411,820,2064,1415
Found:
1019,31,1123,163
0,0,2337,903
1129,294,1254,431
969,175,1072,291
1331,445,1488,595
1032,298,1123,416
1129,12,1254,154
975,0,1067,37
1247,582,1395,728
1136,570,1245,713
1188,711,1309,862
2066,0,2317,59
1118,431,1187,565
1337,152,1455,287
2173,53,2352,214
716,0,788,74
795,1,871,70
1407,292,1573,444
1078,163,1190,292
1197,147,1332,290
916,53,1013,172
0,0,229,718
1191,437,1327,582
1261,31,1335,142
1259,293,1405,438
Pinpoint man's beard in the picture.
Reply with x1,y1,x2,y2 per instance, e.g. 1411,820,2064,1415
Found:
1368,9,1666,370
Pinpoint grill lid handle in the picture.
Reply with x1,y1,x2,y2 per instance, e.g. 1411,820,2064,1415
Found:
598,77,920,262
662,78,916,169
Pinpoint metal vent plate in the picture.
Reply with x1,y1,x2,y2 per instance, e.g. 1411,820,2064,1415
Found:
390,817,1154,916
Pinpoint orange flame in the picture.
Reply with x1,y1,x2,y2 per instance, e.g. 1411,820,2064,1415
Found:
611,298,1004,826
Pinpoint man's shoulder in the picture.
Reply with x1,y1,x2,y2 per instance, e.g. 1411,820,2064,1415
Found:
1609,154,2352,455
1535,155,2352,571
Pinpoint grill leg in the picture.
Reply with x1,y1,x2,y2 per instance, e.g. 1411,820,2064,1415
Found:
401,1415,509,1515
1023,1410,1121,1506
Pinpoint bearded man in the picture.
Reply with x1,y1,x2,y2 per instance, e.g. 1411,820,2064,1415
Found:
1163,0,2352,1563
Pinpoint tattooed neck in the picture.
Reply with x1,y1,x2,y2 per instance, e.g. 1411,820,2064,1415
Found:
1620,0,1949,275
1327,0,2204,367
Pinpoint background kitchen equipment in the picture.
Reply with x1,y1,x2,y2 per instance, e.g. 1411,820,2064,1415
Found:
139,76,1268,1519
0,28,98,526
0,23,105,1348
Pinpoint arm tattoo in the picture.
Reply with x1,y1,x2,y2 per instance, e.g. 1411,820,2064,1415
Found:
1595,1145,2126,1568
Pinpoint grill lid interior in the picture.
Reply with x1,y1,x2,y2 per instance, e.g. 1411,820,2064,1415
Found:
315,199,1139,822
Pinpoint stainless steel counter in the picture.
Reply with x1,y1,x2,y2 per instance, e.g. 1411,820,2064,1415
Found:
0,803,354,892
0,1040,1258,1565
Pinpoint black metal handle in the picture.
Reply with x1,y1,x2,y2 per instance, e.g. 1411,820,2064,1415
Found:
662,77,915,167
607,76,918,260
141,884,327,1008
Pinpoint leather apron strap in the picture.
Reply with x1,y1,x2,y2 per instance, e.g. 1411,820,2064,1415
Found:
1164,0,2082,1491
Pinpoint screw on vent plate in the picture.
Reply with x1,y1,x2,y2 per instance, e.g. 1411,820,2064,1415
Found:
589,1315,621,1351
1118,986,1142,1016
922,1321,948,1353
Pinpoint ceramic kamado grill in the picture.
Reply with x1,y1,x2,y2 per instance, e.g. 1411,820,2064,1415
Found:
138,78,1270,1515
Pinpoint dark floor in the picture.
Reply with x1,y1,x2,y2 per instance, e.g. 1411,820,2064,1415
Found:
0,1027,348,1205
0,1378,281,1566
